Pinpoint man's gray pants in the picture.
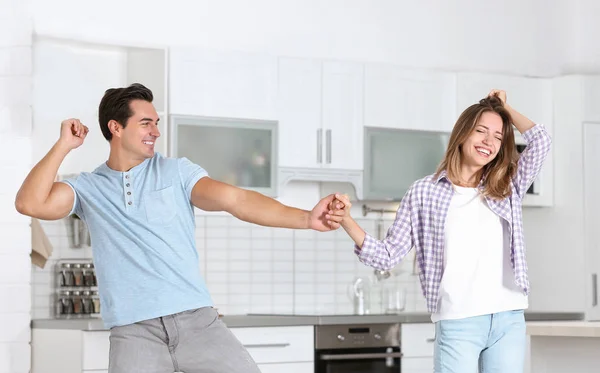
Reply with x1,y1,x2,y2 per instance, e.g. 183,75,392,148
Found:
108,306,262,373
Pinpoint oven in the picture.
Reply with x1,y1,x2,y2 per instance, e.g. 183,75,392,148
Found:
314,323,402,373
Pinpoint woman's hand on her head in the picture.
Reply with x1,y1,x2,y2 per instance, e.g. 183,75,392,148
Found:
488,89,507,105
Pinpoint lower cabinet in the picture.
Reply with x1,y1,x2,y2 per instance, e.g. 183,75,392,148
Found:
401,323,435,373
32,325,314,373
229,325,314,373
257,362,314,373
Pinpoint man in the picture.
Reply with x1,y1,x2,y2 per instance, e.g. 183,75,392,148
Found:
15,83,346,373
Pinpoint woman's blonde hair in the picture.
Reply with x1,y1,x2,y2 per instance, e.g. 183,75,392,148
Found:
435,95,518,200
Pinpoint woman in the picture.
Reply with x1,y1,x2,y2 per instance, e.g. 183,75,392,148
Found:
330,90,552,373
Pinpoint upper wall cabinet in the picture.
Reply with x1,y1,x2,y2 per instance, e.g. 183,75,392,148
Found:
168,48,278,121
277,57,364,171
456,72,553,127
364,64,457,133
456,72,554,207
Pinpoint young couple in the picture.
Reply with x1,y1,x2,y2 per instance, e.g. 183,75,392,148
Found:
16,83,550,373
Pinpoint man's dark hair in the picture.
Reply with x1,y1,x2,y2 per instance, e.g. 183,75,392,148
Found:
98,83,154,141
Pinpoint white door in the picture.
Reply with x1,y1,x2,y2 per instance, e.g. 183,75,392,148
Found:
584,122,600,320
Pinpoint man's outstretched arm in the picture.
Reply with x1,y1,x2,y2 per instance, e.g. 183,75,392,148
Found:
190,177,344,231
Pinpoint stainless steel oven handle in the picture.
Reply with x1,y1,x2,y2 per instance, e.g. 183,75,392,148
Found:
243,343,290,348
319,352,402,360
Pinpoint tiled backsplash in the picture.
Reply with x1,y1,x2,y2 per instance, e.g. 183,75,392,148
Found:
32,213,426,319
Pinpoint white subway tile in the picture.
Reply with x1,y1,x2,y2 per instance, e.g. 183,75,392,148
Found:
250,226,272,239
271,303,293,314
250,272,271,283
251,250,272,261
272,272,293,283
295,230,316,240
0,133,31,163
205,216,228,227
229,249,251,261
0,77,31,108
273,283,293,294
295,261,316,272
228,238,251,251
250,239,271,250
229,283,250,295
295,273,316,284
251,261,272,272
272,250,293,261
228,227,251,239
206,238,227,250
206,249,228,261
0,223,30,254
0,46,31,76
228,272,250,283
272,239,293,251
0,12,31,47
229,261,250,272
0,285,30,313
295,284,315,294
0,254,30,284
0,313,29,342
272,228,293,239
316,240,336,250
0,342,30,372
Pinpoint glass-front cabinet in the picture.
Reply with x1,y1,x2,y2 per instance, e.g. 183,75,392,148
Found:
363,127,449,201
170,115,278,196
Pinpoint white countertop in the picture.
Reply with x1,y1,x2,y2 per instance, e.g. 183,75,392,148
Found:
527,321,600,338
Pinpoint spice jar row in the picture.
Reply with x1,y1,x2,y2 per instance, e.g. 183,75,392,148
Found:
55,290,101,317
57,261,97,288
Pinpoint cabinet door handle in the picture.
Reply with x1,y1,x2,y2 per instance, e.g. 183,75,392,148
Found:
326,129,332,164
243,343,290,349
593,274,598,306
317,129,323,163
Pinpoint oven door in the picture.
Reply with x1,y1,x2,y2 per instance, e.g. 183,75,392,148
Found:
316,346,402,373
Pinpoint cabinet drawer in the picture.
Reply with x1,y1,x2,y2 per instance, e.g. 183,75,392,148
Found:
402,357,433,373
82,331,110,370
230,326,314,364
401,323,436,357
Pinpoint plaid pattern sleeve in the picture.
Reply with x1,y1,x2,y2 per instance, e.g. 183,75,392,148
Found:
513,124,552,199
354,186,415,270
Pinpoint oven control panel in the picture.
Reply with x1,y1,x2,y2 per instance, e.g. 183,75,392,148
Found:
315,323,400,349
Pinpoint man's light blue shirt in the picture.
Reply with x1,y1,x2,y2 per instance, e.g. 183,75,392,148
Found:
62,152,213,328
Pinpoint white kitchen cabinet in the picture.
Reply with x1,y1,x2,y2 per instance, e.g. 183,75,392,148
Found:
257,362,313,373
401,323,435,373
402,357,434,373
169,47,278,121
277,57,322,169
229,325,314,364
32,326,314,373
364,64,457,133
32,329,111,373
277,57,364,171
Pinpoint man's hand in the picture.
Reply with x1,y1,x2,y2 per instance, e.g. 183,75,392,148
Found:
59,118,89,151
308,194,348,231
329,194,352,224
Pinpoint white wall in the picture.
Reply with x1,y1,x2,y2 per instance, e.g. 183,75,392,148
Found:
28,0,573,78
0,0,33,372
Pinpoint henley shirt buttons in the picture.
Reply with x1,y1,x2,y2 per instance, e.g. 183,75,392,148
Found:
128,201,132,205
126,183,130,187
127,192,131,195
